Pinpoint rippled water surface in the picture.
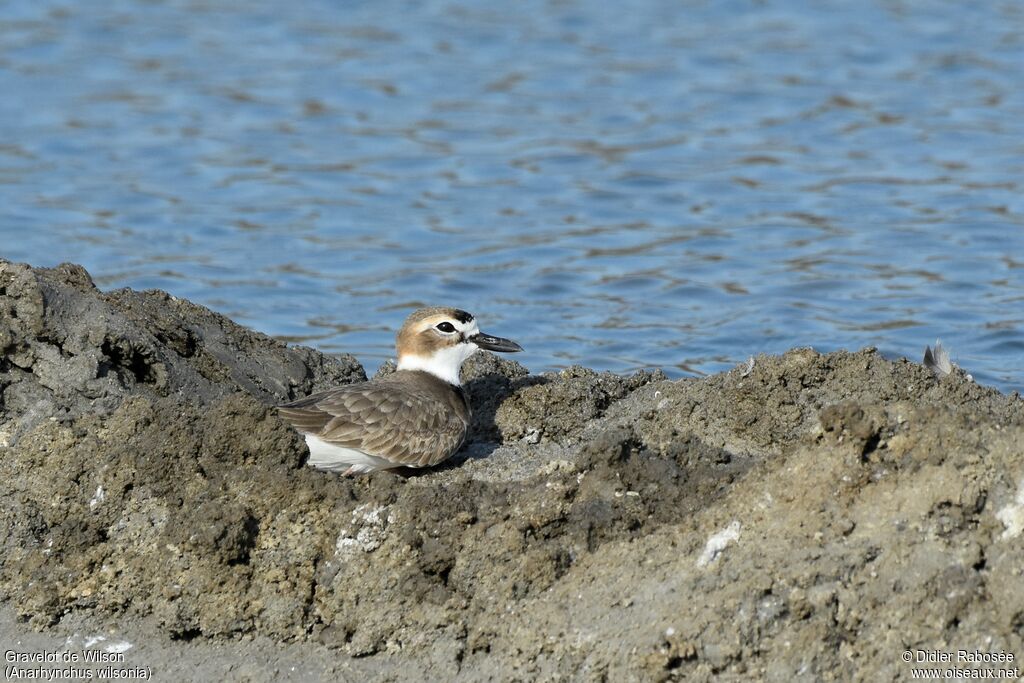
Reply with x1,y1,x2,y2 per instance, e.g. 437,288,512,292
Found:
2,0,1023,390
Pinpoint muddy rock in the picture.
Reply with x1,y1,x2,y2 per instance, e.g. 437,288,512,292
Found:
494,364,667,444
0,259,364,443
2,259,1024,681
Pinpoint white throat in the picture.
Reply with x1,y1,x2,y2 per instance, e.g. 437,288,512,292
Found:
397,343,478,385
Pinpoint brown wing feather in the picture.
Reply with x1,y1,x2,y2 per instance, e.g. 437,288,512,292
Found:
277,382,468,467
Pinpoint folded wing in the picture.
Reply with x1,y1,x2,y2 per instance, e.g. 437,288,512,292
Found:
277,383,468,468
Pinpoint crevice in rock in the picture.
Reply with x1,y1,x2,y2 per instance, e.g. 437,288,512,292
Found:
226,515,260,567
154,329,197,359
101,337,159,385
170,628,202,642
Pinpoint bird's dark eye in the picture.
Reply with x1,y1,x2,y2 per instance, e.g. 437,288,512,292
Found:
436,322,456,333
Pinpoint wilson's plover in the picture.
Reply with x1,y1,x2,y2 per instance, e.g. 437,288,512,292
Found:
278,307,522,475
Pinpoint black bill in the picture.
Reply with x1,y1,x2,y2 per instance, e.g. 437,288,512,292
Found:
470,332,523,353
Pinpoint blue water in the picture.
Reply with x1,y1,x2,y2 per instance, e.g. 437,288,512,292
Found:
2,0,1023,391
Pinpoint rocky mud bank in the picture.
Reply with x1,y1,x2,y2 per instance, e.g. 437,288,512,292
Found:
2,259,1023,681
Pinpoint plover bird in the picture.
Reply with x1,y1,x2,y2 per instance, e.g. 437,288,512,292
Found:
277,307,522,475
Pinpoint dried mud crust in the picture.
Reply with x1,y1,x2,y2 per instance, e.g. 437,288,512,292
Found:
2,258,1024,681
